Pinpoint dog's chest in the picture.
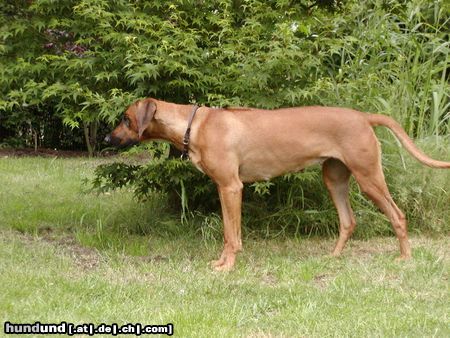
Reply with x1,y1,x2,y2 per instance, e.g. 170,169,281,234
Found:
189,153,206,174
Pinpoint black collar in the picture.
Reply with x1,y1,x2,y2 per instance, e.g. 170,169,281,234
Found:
181,105,200,160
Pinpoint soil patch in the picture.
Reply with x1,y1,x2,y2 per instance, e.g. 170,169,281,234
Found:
0,147,117,158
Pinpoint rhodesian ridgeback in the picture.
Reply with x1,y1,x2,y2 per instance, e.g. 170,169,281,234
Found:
106,98,450,271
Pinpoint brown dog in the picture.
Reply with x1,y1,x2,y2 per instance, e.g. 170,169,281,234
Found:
106,98,450,271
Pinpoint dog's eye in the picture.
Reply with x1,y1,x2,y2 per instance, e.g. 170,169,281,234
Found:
123,116,130,127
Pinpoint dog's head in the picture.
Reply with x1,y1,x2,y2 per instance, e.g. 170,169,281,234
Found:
105,98,156,148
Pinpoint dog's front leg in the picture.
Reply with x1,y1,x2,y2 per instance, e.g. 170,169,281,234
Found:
212,183,243,271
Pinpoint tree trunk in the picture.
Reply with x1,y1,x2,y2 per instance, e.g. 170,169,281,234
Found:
33,130,38,152
90,121,97,154
83,121,99,157
28,121,38,152
83,122,94,157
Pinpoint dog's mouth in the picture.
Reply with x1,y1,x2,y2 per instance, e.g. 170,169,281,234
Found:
117,140,139,149
105,134,139,149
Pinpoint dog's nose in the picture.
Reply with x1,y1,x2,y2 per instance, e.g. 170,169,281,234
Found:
104,134,111,144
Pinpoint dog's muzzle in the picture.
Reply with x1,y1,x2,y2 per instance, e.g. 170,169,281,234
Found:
104,133,138,148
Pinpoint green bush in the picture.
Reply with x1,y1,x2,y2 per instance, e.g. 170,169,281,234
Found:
88,137,450,238
2,1,448,152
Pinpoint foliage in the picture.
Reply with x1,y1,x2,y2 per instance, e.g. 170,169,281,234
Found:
2,1,449,150
91,159,216,209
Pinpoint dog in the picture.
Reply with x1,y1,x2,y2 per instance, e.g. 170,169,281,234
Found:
105,98,450,271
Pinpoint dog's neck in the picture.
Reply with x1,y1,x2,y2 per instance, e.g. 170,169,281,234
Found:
152,101,197,150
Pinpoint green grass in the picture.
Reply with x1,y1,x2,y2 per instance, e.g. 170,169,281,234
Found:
1,156,449,337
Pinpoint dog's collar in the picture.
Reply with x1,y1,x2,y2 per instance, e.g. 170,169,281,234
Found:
181,105,200,160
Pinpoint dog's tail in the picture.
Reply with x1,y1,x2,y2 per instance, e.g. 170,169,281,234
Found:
367,114,450,169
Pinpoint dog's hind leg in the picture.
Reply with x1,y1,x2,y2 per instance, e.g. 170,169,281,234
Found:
353,168,411,259
322,158,356,256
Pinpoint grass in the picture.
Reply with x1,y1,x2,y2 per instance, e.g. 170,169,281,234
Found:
0,155,449,337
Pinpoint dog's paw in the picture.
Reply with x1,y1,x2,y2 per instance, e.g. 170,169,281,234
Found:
395,254,412,261
214,264,233,272
210,258,225,268
210,253,235,272
213,260,235,272
330,251,342,258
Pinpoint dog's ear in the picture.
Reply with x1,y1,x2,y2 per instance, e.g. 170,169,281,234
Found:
136,100,156,139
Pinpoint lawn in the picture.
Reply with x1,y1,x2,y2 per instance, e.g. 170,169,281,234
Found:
0,156,449,337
